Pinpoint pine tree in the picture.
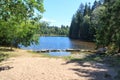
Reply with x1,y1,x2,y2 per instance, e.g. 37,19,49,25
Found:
96,0,120,53
92,0,101,10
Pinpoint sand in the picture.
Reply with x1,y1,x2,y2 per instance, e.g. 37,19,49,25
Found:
0,50,117,80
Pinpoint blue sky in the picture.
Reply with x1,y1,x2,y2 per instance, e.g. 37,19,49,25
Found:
41,0,95,27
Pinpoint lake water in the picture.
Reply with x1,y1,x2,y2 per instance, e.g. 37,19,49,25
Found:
49,52,71,56
20,36,95,51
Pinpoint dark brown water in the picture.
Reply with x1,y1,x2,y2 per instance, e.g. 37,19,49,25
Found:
20,36,95,51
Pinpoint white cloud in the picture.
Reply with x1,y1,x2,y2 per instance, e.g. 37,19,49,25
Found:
41,18,56,23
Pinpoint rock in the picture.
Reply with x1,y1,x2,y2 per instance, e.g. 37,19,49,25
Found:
66,49,81,52
97,47,107,53
81,49,86,52
51,49,61,52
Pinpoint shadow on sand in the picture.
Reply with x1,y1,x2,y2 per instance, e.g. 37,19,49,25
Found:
63,53,117,80
0,66,13,72
0,52,13,72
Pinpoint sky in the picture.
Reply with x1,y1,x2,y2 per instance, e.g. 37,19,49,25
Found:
41,0,95,27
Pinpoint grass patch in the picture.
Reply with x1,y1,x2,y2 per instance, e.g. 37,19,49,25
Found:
63,56,74,60
67,53,106,62
0,52,9,62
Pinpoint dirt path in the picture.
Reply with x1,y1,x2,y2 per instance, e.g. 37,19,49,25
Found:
0,50,117,80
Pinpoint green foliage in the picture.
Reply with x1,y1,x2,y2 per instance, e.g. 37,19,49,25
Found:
69,0,120,54
38,22,69,36
92,0,102,10
69,14,82,39
91,6,106,29
69,2,101,41
0,0,44,47
95,0,120,53
0,52,8,62
91,6,106,47
15,20,40,46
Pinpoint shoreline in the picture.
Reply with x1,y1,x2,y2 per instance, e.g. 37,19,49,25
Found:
0,48,118,80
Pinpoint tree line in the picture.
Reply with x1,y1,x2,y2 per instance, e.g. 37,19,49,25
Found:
69,0,102,41
38,22,69,36
69,0,120,54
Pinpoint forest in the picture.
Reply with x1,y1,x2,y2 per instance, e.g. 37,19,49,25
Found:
69,0,120,54
38,22,69,36
69,0,103,41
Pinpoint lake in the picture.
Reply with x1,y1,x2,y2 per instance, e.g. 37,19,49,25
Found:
20,36,95,51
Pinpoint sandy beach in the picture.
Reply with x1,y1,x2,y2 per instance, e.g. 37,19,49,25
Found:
0,50,117,80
